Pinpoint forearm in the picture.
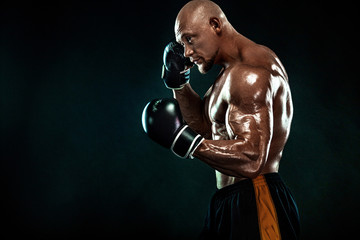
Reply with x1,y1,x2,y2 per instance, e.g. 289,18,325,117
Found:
173,83,211,137
193,139,263,178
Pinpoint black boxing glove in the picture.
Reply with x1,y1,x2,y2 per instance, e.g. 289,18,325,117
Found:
161,41,194,89
142,98,203,159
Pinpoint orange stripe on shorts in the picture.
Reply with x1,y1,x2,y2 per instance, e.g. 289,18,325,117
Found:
253,175,281,240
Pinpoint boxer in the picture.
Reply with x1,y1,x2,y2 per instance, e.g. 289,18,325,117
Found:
142,1,300,239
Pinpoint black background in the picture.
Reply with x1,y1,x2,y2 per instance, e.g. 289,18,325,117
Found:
1,0,359,239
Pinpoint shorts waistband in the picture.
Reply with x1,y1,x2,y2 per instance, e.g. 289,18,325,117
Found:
213,173,282,200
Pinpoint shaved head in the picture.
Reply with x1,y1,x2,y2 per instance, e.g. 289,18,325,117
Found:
178,0,226,20
175,0,227,38
174,0,232,73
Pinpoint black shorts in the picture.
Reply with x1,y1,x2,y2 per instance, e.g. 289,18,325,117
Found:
199,173,300,240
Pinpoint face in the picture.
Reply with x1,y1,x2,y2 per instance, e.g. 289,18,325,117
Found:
175,16,219,74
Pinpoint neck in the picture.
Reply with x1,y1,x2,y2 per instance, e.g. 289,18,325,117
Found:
214,29,251,68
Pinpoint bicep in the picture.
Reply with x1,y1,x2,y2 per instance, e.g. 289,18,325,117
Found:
226,68,274,150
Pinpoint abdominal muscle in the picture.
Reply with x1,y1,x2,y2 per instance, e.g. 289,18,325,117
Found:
216,171,241,189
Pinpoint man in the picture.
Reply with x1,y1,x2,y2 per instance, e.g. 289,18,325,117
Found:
142,0,300,239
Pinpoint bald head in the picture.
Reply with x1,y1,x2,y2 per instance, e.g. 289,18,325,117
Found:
175,0,228,38
177,0,226,21
174,0,234,73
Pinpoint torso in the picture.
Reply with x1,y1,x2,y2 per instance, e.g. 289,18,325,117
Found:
203,43,293,189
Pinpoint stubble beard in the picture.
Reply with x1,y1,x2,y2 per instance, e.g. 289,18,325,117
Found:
198,49,218,74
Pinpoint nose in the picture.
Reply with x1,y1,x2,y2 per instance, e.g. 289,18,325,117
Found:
184,44,194,58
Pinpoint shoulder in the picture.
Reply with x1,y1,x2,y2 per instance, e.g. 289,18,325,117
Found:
229,64,271,85
226,64,272,105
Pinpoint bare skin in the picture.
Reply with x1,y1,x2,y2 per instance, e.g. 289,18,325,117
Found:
174,0,293,189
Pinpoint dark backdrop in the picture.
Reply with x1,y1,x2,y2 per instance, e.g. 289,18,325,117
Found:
1,0,358,239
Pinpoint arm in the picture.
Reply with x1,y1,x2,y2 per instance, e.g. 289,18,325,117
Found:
173,83,211,138
193,70,273,179
161,41,211,138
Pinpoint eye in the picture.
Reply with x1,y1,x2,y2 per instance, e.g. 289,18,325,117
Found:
185,36,192,44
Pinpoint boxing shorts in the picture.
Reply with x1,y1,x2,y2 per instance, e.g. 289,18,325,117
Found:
199,173,300,240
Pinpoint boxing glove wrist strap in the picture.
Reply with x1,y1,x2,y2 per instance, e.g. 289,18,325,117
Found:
189,137,204,159
171,125,204,159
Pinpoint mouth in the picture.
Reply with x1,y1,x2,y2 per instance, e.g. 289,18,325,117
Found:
191,58,202,64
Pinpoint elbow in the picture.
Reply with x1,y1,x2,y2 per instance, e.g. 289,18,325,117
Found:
232,152,265,179
248,154,264,179
238,142,268,179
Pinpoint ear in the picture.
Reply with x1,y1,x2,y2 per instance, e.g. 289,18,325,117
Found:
209,17,221,34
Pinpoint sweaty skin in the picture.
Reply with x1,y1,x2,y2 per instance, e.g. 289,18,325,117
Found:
174,0,293,189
